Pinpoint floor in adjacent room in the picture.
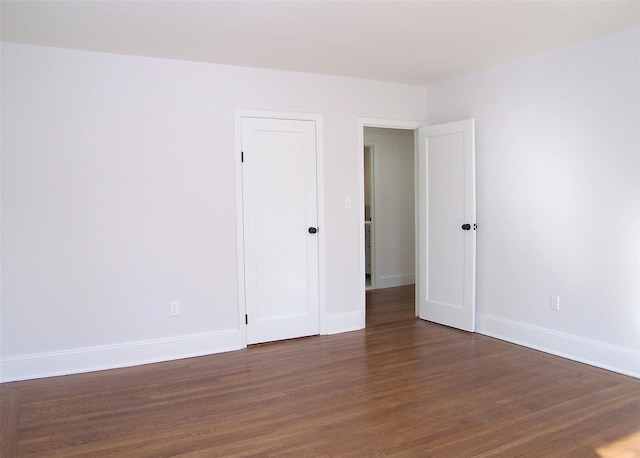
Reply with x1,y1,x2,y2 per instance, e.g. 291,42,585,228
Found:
366,283,416,327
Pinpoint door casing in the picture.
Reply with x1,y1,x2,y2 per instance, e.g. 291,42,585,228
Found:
358,118,426,328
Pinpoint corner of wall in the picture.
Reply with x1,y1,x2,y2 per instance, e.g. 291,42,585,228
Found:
477,314,640,379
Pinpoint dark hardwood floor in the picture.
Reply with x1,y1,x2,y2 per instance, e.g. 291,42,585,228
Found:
2,315,640,456
366,284,416,326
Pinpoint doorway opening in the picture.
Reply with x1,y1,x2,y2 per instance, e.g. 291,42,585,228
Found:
363,126,417,326
359,118,477,332
364,145,374,289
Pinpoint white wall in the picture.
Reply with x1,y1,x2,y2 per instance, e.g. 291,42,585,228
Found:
4,27,639,382
364,127,415,288
0,42,427,381
426,27,640,377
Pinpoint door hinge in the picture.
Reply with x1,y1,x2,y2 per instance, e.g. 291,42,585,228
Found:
245,314,248,325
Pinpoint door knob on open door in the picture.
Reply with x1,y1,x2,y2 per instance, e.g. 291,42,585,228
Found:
308,227,318,234
461,224,471,230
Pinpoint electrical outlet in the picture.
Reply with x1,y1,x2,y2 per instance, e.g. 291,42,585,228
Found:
170,301,180,316
550,296,560,311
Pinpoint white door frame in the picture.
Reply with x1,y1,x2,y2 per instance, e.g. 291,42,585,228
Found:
358,118,426,328
236,110,325,347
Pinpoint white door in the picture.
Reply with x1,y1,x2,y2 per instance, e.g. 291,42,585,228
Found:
418,119,476,332
241,117,320,344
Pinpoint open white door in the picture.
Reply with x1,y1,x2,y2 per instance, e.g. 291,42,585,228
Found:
418,119,476,332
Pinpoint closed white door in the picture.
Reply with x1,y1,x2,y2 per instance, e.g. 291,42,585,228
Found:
241,117,320,344
418,119,476,332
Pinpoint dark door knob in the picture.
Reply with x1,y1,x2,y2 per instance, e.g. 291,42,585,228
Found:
461,224,471,230
308,227,318,234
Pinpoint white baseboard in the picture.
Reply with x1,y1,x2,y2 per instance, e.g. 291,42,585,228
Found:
477,313,640,379
325,311,363,335
1,328,243,383
375,273,415,289
8,315,635,382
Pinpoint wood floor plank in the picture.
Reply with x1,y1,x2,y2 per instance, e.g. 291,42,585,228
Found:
0,384,21,457
2,319,640,457
366,284,416,326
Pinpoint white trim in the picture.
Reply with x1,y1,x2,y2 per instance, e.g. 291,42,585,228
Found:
357,132,366,328
477,313,640,379
1,329,242,383
235,109,326,342
375,274,416,289
360,118,427,131
325,312,362,335
414,127,425,318
234,112,248,345
358,118,426,329
315,117,327,335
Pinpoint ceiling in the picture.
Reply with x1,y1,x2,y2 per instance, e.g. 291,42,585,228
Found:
2,1,639,86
